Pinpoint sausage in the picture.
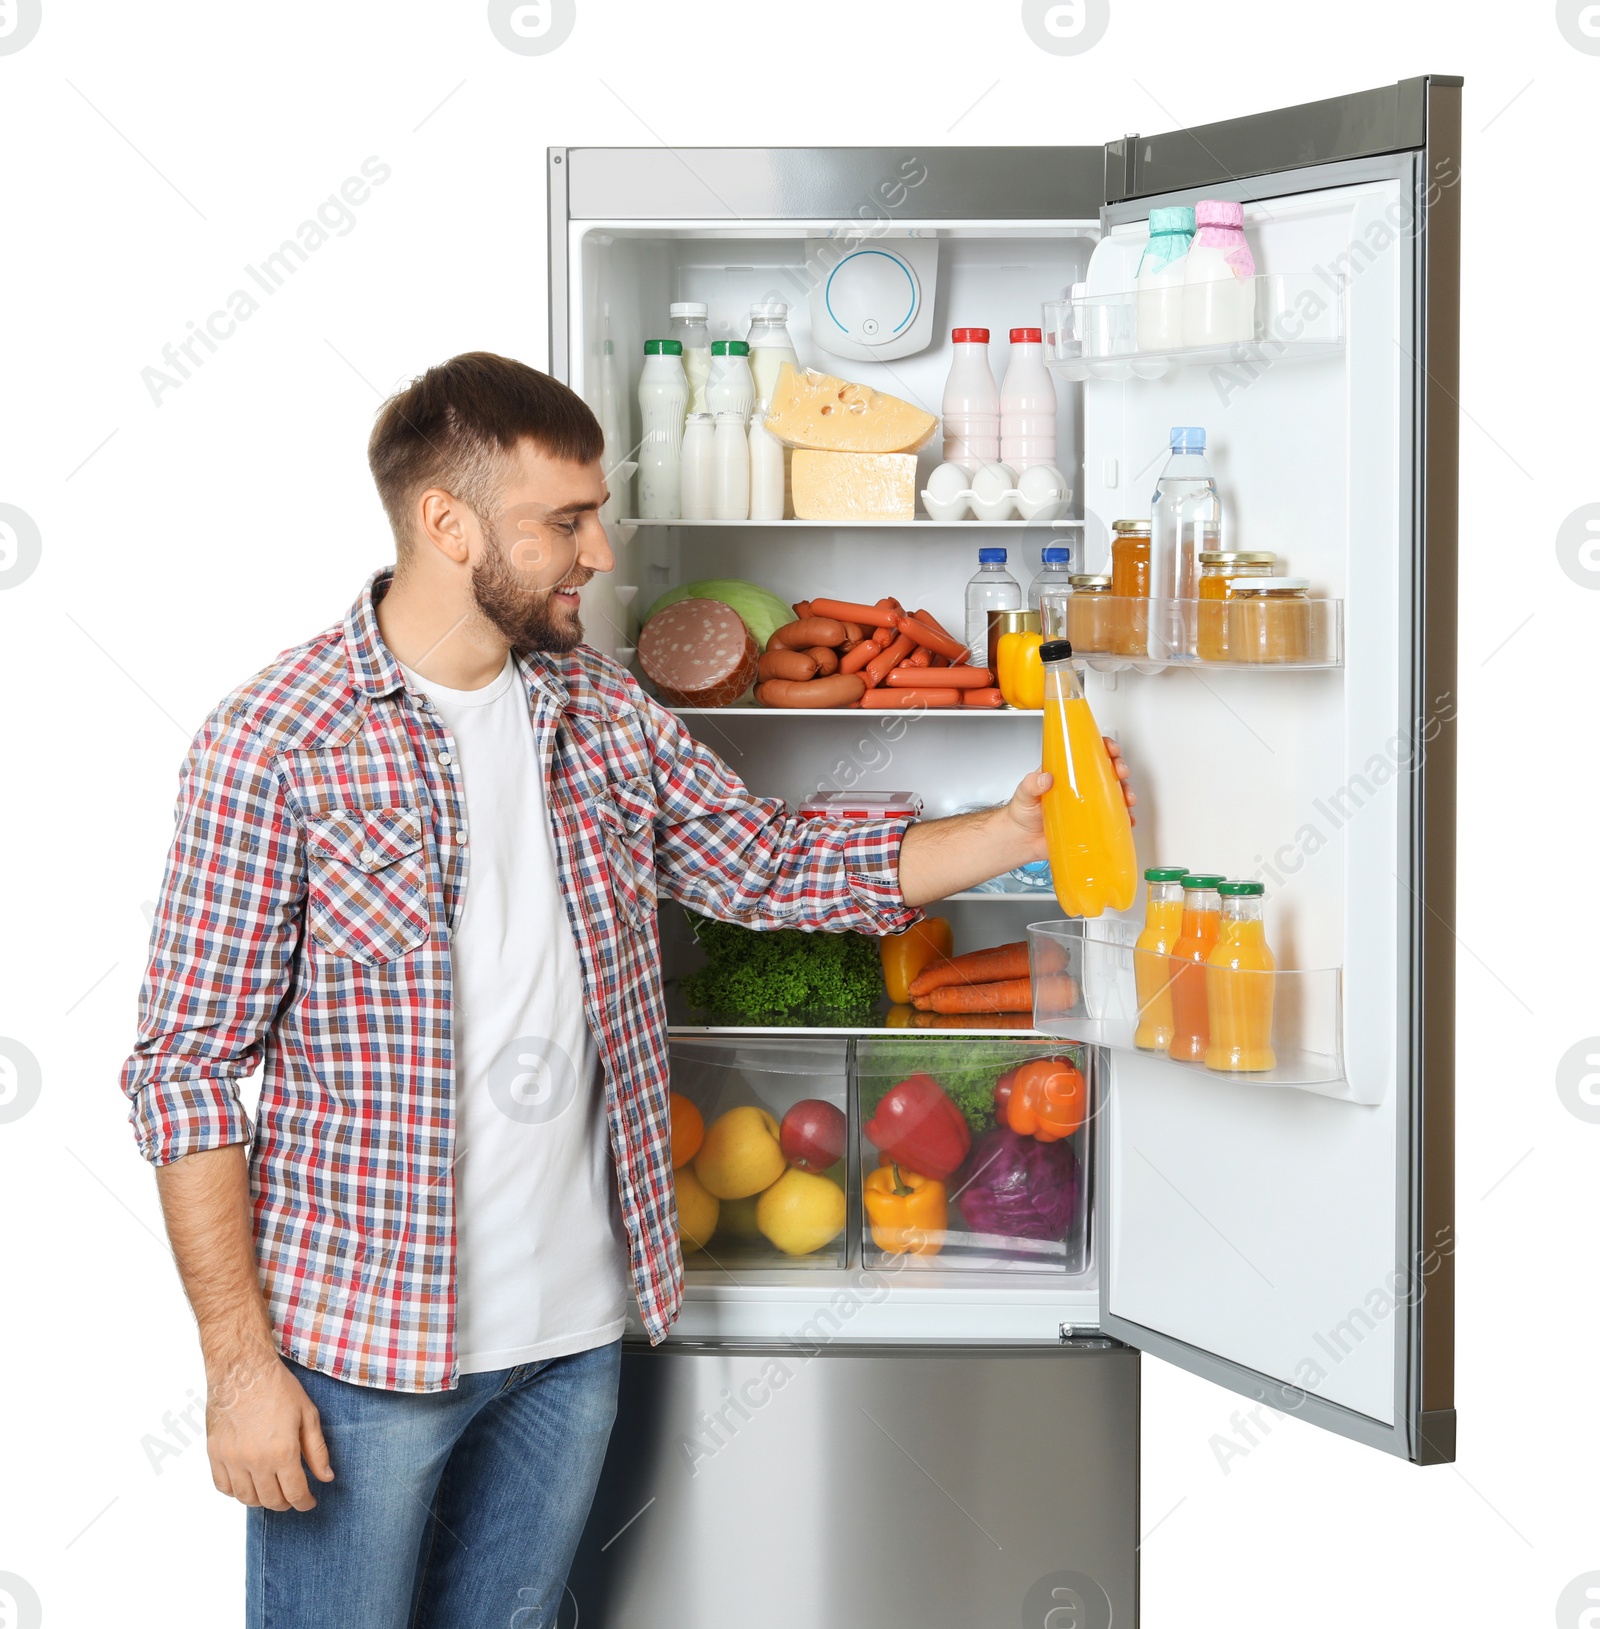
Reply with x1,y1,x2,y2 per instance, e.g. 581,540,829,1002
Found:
911,609,968,666
756,674,868,708
893,609,969,663
767,616,851,651
809,597,899,629
758,648,820,682
960,688,1006,707
885,664,994,689
791,600,814,619
839,640,880,674
864,632,917,687
805,645,840,676
870,624,898,648
841,622,865,643
902,647,933,669
860,687,964,709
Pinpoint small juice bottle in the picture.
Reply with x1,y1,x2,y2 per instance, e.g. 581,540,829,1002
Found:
1166,874,1224,1062
1205,880,1277,1071
1039,640,1138,919
1133,866,1188,1050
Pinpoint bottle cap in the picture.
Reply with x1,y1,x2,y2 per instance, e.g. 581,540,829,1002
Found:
1231,576,1309,592
1010,327,1043,343
1200,551,1276,565
644,339,683,355
1042,546,1071,563
1039,639,1073,663
1149,206,1197,235
1069,573,1111,588
1112,518,1152,536
1195,200,1245,229
1144,866,1190,883
952,327,990,343
1181,873,1226,890
978,547,1008,563
1217,879,1266,896
669,301,708,319
711,339,751,355
750,301,789,319
1169,426,1207,452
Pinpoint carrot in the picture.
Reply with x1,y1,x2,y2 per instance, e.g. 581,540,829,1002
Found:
893,610,968,664
810,597,898,629
907,941,1031,998
915,978,1035,1015
885,664,993,689
864,632,916,687
912,1010,1038,1031
860,687,964,709
960,688,1005,708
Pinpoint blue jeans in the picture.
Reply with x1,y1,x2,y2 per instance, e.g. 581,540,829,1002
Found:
246,1341,621,1629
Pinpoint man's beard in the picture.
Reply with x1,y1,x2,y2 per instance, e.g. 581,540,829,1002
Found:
471,523,589,655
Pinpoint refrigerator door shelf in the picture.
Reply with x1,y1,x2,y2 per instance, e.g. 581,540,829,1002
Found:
1029,919,1358,1103
1058,597,1345,672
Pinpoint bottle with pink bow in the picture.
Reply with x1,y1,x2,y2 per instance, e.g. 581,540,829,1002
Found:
1182,199,1257,347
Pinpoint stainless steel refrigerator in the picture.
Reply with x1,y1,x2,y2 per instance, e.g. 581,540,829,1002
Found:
547,74,1459,1629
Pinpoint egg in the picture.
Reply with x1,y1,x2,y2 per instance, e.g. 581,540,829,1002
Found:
1016,463,1071,522
922,461,972,522
970,462,1019,523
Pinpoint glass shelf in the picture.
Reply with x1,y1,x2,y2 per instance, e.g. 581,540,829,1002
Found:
619,517,1086,529
1041,273,1344,382
665,982,1044,1039
1050,596,1344,672
1027,920,1369,1103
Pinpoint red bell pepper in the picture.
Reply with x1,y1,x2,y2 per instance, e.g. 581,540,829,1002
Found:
863,1073,971,1181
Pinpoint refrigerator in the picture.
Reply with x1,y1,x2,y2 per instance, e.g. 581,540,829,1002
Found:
546,73,1459,1629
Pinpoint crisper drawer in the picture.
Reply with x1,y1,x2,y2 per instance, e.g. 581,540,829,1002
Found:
857,1036,1092,1277
670,1037,851,1271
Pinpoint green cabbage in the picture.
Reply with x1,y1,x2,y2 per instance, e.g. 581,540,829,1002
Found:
641,579,796,654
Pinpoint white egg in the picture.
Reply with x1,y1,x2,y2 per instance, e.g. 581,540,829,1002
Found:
1016,463,1071,522
971,462,1019,522
922,461,972,522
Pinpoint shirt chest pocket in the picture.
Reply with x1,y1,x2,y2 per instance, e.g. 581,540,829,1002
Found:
596,776,658,934
303,808,431,964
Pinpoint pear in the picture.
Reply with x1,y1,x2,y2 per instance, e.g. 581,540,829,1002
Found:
694,1105,785,1199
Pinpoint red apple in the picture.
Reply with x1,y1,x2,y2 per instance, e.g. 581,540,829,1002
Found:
779,1099,847,1171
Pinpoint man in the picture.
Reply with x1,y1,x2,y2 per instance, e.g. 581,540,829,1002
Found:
121,352,1132,1627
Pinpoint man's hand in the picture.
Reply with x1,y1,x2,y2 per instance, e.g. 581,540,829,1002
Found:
1004,736,1137,859
206,1351,334,1511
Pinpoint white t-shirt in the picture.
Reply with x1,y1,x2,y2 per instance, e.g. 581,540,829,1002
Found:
398,654,628,1373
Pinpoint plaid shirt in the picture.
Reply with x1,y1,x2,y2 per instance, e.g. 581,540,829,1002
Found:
122,569,917,1392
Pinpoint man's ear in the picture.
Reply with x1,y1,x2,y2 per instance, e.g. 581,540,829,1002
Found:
416,488,473,565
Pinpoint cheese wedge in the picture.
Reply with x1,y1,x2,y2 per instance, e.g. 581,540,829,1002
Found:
791,450,917,523
763,365,937,455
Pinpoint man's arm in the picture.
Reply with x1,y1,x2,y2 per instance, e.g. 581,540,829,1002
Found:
898,742,1135,908
155,1146,333,1511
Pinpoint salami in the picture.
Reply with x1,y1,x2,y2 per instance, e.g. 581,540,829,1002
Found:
638,598,759,708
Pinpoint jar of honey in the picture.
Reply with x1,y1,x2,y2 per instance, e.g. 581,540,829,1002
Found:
1228,577,1313,664
1065,574,1114,654
1110,520,1152,655
1196,551,1276,661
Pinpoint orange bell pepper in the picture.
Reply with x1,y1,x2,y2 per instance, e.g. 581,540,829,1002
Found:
1004,1057,1087,1143
879,916,953,1006
863,1163,947,1256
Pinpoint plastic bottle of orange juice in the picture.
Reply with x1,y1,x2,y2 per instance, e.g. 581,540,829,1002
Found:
1166,874,1224,1063
1039,640,1138,919
1133,866,1188,1050
1205,880,1277,1071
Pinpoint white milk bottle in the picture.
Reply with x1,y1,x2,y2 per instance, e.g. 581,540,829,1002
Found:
637,339,688,520
680,414,716,521
1182,200,1257,347
712,414,751,521
999,326,1057,470
748,401,785,521
668,302,712,412
942,328,1000,469
1135,207,1196,352
705,340,757,417
746,302,800,403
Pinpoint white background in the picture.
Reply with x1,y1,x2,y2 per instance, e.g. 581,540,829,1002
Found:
1,3,1595,1626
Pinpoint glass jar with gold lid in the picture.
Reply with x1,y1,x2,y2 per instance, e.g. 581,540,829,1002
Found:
1065,574,1114,654
1197,550,1277,661
1228,576,1312,664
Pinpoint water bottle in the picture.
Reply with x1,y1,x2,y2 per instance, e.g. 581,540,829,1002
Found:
1150,426,1221,659
1027,545,1074,611
964,547,1022,669
668,301,712,413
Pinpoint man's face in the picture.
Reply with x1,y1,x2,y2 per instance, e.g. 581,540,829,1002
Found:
471,439,613,655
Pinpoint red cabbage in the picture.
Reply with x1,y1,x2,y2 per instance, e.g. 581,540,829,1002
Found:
956,1127,1082,1241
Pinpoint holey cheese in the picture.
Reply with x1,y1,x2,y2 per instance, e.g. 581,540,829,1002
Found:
763,365,937,455
791,450,917,523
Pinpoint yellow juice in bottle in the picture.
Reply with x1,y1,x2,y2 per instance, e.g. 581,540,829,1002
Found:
1205,881,1277,1071
1133,867,1188,1049
1040,644,1138,919
1166,874,1223,1063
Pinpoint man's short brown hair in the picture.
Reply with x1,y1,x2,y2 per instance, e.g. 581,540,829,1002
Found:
367,351,603,548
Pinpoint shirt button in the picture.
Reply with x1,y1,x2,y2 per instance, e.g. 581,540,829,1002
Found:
454,830,468,844
438,752,453,767
360,848,378,865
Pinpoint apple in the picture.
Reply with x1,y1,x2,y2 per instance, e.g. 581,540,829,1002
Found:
779,1098,847,1171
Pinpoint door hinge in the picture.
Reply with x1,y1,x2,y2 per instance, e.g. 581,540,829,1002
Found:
1059,1322,1119,1348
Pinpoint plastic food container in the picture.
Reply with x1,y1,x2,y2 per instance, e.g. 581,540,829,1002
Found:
798,791,925,822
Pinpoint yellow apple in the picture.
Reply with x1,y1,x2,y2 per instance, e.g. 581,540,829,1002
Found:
756,1168,847,1257
675,1166,720,1255
694,1105,785,1199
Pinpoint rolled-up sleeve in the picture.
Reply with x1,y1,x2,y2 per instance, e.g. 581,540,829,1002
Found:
637,691,921,937
121,705,305,1165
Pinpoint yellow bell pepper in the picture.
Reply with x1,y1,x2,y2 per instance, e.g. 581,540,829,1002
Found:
879,917,953,1005
863,1163,947,1256
997,629,1045,709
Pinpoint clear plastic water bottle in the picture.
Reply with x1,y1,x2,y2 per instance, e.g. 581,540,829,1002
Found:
965,547,1022,668
1027,545,1074,611
1150,426,1221,659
